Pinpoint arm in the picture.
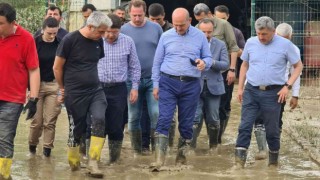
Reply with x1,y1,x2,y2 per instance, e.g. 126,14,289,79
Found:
128,40,141,104
28,67,40,98
53,56,66,102
237,61,249,103
151,37,165,100
211,42,229,71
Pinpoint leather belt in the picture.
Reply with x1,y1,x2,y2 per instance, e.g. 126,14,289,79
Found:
250,84,283,91
100,82,125,88
161,72,198,82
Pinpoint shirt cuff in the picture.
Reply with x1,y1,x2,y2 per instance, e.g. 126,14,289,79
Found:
153,82,159,89
132,83,139,90
292,90,299,97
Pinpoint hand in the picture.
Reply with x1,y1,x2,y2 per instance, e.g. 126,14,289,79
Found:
195,59,205,71
129,89,138,104
57,88,64,103
290,97,298,109
237,88,244,104
23,98,38,120
153,88,159,100
277,86,289,103
227,70,236,85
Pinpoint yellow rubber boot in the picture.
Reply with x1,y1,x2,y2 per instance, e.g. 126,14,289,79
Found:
0,158,12,180
87,136,105,178
68,146,81,171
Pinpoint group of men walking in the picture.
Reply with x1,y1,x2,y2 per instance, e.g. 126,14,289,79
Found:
0,0,303,179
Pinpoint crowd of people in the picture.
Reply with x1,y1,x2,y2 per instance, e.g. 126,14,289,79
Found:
0,0,302,179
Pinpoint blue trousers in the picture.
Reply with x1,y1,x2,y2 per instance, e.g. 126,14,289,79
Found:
0,101,23,158
236,83,282,151
156,75,200,140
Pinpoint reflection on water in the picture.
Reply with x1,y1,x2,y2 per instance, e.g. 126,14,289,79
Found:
10,90,320,179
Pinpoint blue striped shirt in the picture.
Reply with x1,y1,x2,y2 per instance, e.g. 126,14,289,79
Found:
152,25,212,88
98,33,141,89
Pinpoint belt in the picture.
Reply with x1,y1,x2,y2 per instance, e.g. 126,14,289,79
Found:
161,72,198,82
100,82,125,88
250,83,283,91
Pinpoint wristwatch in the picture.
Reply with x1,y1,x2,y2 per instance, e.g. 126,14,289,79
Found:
29,97,39,103
229,68,235,72
284,82,292,90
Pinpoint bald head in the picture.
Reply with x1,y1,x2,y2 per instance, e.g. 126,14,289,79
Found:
172,8,191,35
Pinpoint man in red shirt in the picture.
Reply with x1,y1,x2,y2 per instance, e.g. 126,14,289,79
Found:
0,3,40,179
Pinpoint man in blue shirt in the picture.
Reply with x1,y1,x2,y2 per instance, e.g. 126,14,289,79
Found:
98,14,141,164
121,0,162,156
150,8,212,171
235,16,303,168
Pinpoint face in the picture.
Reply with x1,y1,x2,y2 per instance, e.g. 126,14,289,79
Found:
104,27,120,43
88,25,108,40
82,9,93,20
129,6,145,26
114,9,125,21
173,16,191,35
46,9,61,22
214,11,229,20
256,28,275,44
42,27,59,42
194,12,208,22
199,22,214,42
0,16,14,38
149,15,165,26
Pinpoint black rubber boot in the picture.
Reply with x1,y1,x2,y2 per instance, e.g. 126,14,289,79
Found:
29,145,36,154
207,124,220,150
108,140,122,164
235,147,247,168
43,147,51,157
150,133,168,172
268,151,279,167
254,125,267,160
129,130,142,156
175,137,191,165
190,124,201,151
218,111,230,144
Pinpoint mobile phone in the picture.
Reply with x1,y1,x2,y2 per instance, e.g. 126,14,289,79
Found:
190,58,199,66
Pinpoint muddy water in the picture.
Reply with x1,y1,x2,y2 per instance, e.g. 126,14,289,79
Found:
12,85,320,179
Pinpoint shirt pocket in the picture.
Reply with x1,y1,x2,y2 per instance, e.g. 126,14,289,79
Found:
268,50,286,65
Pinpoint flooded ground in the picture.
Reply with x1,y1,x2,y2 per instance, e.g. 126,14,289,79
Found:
11,83,320,179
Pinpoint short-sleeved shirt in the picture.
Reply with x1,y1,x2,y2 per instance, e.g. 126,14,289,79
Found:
0,25,39,104
35,35,60,82
233,27,245,49
56,31,104,94
241,35,300,86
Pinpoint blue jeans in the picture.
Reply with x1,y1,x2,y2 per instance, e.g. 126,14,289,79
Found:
236,83,282,151
194,82,221,127
0,101,23,158
127,78,159,131
156,75,200,140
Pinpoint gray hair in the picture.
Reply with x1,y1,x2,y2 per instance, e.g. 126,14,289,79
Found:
276,23,293,37
86,11,112,27
193,3,210,16
255,16,274,30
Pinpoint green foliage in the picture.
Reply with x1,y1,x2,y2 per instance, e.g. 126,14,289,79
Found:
16,5,47,34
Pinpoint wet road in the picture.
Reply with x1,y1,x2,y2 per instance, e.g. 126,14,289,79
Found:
12,87,320,179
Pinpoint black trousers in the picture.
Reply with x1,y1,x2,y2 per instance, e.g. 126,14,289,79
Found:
102,82,127,141
64,90,107,147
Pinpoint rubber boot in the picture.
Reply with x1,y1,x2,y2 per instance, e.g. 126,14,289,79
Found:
85,138,91,159
108,140,122,164
218,111,230,144
0,158,12,180
29,145,37,154
68,146,81,171
168,120,176,148
254,126,267,160
268,151,279,167
129,130,142,156
234,147,247,168
150,129,156,153
207,124,220,152
176,137,191,165
150,133,168,172
87,136,105,178
190,123,201,153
